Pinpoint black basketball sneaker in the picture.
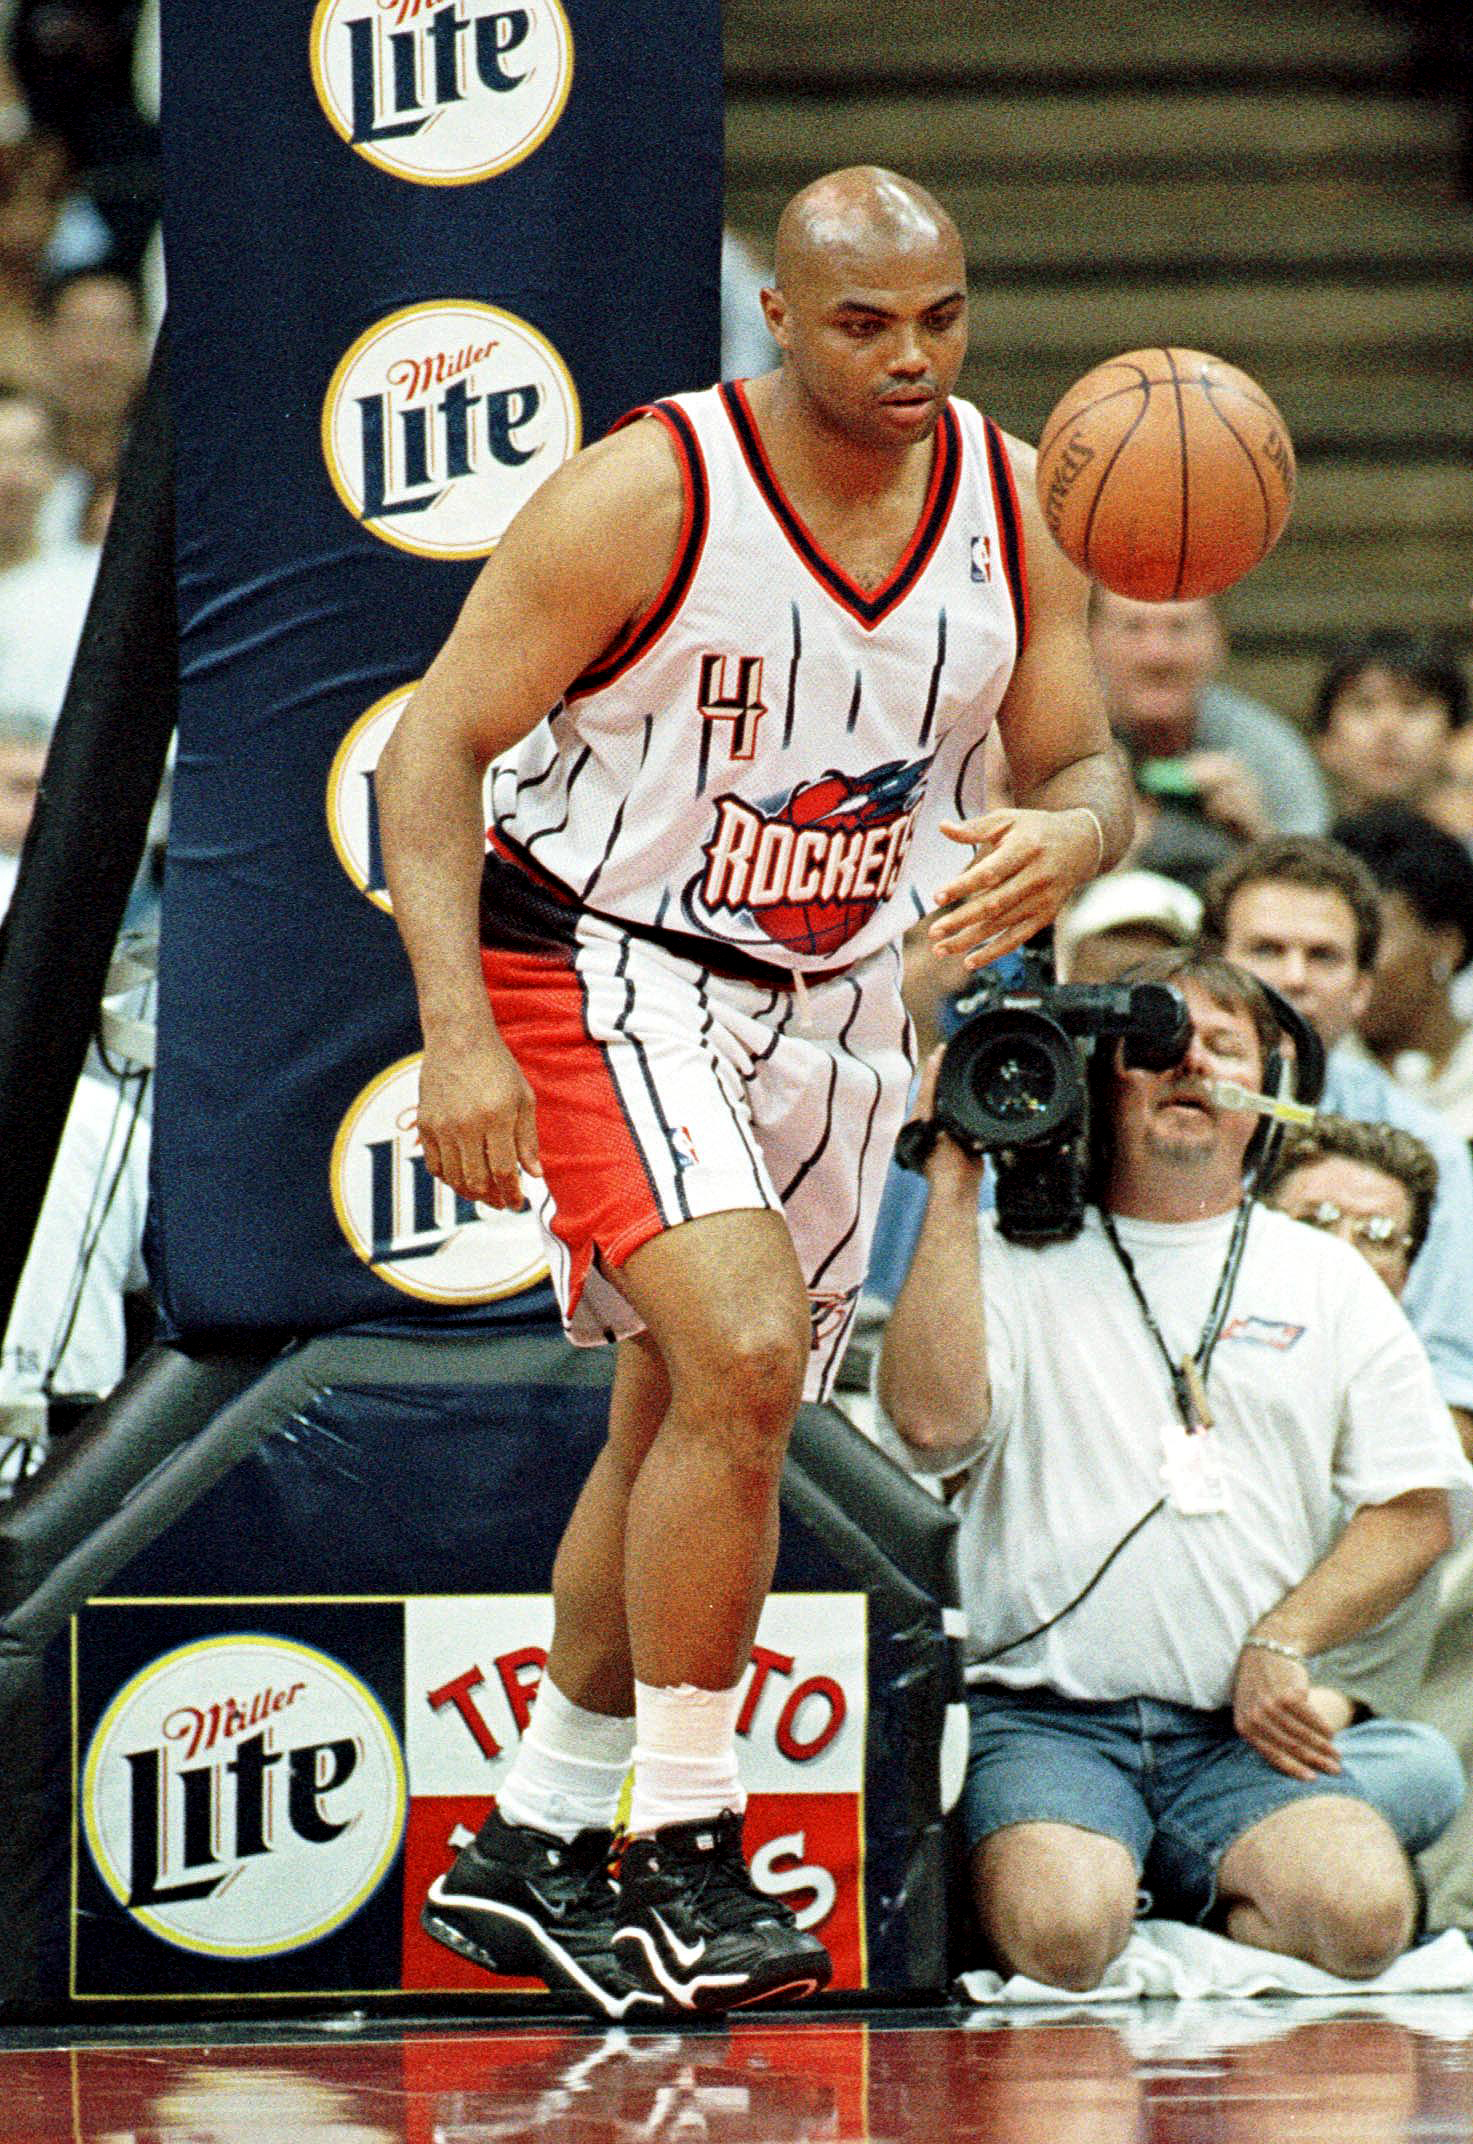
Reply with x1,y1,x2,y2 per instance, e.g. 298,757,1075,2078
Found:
422,1809,664,2020
612,1810,833,2012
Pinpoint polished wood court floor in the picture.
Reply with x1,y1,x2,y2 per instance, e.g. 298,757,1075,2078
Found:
7,1995,1473,2142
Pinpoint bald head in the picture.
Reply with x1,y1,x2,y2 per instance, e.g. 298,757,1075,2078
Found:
774,168,962,296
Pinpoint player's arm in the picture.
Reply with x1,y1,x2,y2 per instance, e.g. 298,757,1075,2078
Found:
374,418,685,1207
931,432,1134,970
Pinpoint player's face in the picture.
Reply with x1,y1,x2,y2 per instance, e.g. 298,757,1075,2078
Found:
1219,880,1371,1048
1269,1154,1415,1296
765,237,968,452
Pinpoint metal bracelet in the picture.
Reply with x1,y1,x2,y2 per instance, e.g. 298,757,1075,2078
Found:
1240,1633,1306,1663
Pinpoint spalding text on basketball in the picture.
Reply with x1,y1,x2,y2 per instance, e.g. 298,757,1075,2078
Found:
1043,435,1094,535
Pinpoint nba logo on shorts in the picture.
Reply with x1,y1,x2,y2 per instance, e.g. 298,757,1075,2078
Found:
309,0,574,185
321,300,581,558
672,1126,700,1170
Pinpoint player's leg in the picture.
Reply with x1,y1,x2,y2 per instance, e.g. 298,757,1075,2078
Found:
545,1332,670,1716
420,1336,672,2020
604,1204,833,2011
615,1205,810,1693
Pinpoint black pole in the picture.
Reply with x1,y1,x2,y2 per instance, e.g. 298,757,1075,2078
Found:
0,321,177,1333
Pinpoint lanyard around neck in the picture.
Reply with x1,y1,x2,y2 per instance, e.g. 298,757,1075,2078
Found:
1099,1201,1254,1433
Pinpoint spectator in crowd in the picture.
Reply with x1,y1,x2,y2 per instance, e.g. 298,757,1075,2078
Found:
36,264,145,548
876,948,1470,1990
1202,835,1473,1453
0,386,98,713
1310,630,1470,819
0,1061,150,1475
0,699,47,913
1426,719,1473,853
0,381,57,562
1055,869,1204,985
7,0,160,273
1263,1115,1444,1726
1331,804,1473,1143
0,128,70,393
1088,588,1329,894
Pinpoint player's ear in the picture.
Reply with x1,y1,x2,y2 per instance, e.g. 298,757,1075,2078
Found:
760,286,790,348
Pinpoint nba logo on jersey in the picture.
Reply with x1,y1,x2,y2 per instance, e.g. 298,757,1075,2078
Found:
690,757,931,959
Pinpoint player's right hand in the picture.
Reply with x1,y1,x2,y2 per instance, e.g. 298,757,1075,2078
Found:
415,1032,542,1210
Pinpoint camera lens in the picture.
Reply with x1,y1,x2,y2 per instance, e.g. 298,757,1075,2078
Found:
973,1036,1062,1123
936,1008,1084,1152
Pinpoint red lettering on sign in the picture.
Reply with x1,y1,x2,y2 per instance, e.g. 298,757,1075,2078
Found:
426,1665,501,1762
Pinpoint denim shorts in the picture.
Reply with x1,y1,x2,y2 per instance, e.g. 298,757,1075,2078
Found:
963,1685,1466,1925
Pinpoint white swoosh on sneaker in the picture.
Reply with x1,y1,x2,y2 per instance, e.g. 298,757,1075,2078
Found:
650,1908,707,1971
424,1877,662,2021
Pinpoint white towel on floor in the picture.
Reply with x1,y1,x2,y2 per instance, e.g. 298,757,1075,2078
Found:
955,1922,1473,2005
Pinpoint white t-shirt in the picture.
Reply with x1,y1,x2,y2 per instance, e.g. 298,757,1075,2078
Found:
0,1074,150,1413
959,1203,1473,1708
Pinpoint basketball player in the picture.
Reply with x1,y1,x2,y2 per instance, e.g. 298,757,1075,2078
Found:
375,166,1133,2016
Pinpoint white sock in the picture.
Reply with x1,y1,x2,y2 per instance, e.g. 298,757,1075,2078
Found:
495,1676,634,1843
628,1679,747,1836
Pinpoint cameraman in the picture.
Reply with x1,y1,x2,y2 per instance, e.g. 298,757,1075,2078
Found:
876,948,1472,1989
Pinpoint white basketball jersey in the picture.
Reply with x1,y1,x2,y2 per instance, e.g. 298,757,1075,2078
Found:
490,381,1027,972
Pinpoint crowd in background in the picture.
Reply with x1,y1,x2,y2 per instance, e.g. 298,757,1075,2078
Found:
0,0,157,1476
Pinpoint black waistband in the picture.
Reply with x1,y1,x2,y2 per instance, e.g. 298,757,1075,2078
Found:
479,835,853,992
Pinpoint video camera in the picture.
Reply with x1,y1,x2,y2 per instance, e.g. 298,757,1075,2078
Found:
895,956,1194,1244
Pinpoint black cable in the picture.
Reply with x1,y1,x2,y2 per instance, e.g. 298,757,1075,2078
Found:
39,1065,150,1395
971,1495,1169,1664
972,1190,1260,1671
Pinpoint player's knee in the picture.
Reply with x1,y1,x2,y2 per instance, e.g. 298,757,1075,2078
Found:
713,1318,808,1437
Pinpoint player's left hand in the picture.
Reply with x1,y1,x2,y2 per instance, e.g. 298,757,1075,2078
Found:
929,805,1100,969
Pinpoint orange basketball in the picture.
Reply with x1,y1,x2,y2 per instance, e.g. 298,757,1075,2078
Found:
1034,347,1295,601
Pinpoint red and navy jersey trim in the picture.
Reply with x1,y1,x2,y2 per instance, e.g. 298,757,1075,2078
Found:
982,415,1030,656
568,400,710,698
718,380,963,631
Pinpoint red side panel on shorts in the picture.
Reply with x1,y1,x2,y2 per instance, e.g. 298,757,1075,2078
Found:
480,943,666,1317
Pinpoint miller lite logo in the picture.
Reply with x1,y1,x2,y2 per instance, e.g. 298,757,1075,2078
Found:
326,685,498,911
82,1635,406,1957
321,299,580,558
310,0,573,185
687,758,931,960
331,1055,550,1302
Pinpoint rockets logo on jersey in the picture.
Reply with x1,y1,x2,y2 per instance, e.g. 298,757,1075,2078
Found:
688,758,931,959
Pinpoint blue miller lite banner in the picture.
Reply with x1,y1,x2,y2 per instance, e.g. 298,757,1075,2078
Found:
152,0,722,1333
